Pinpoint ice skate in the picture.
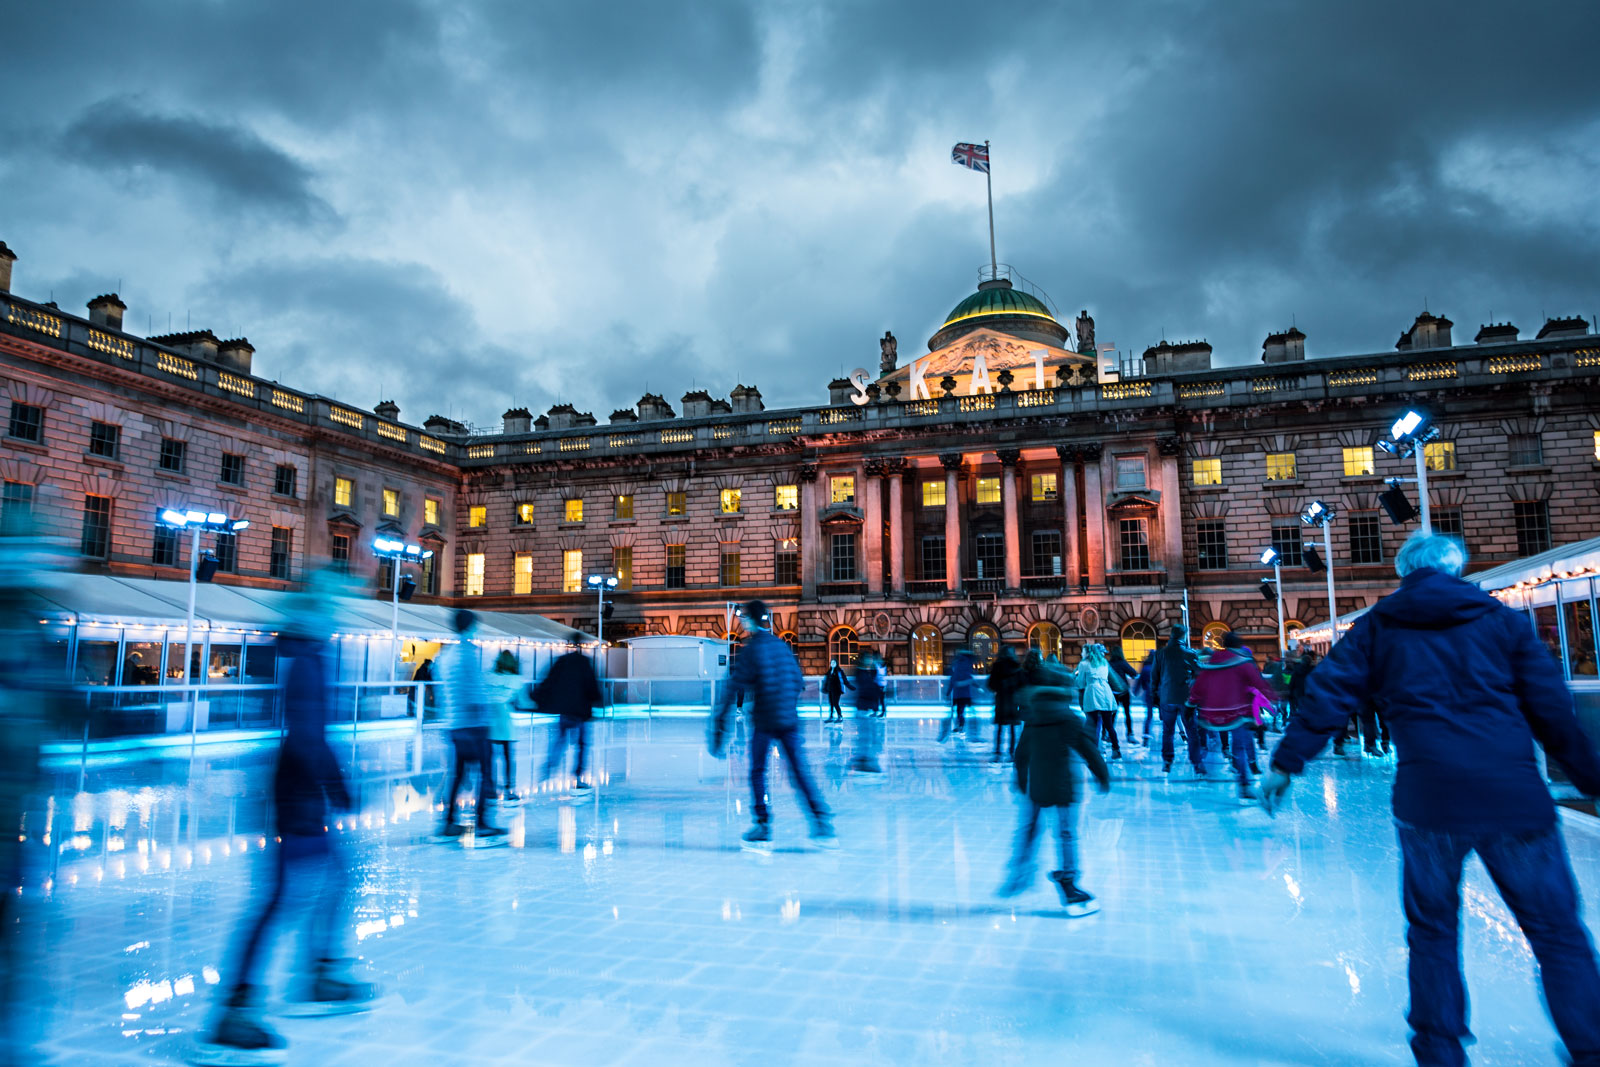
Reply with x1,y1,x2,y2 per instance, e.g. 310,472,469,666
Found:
281,959,380,1018
1049,871,1099,917
1237,781,1259,804
997,865,1031,898
190,988,287,1065
809,819,839,850
740,822,773,852
468,824,510,848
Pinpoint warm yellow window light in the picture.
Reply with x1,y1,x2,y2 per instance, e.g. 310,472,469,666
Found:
1265,453,1297,481
774,484,797,510
1031,473,1057,501
517,502,535,524
922,480,945,507
514,553,533,595
1192,458,1223,486
975,476,1000,504
1424,441,1456,471
615,494,634,520
469,505,486,528
563,550,582,592
464,553,485,596
830,476,855,505
424,498,440,526
720,488,741,514
334,477,353,508
382,488,399,516
1343,446,1375,477
565,499,583,523
666,491,686,515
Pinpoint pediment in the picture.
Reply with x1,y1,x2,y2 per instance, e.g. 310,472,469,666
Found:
1107,490,1161,514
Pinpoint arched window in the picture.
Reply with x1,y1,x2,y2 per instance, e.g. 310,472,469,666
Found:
1283,619,1304,636
910,624,943,676
1201,622,1231,650
828,626,860,668
1120,620,1157,666
777,630,797,653
1028,622,1062,662
969,623,1000,672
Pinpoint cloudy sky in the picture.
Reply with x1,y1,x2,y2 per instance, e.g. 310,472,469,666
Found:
5,1,1598,428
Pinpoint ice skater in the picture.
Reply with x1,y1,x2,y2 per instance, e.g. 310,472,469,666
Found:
822,658,852,723
987,645,1023,761
849,650,885,775
536,645,602,790
438,609,506,840
709,600,836,849
1074,643,1122,760
999,651,1110,914
1148,624,1202,775
940,649,976,742
1188,631,1275,800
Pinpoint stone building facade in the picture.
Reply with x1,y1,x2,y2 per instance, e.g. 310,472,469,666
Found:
4,238,1598,672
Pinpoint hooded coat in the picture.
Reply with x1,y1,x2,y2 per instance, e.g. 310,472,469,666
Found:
1015,663,1112,807
1074,659,1118,713
1189,647,1278,730
1272,567,1600,832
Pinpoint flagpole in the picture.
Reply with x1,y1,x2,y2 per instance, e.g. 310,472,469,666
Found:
984,140,997,275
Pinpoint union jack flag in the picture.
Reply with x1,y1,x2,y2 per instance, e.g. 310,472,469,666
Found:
951,142,989,173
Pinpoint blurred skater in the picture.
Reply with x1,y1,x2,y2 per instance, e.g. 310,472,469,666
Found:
195,572,377,1066
987,645,1023,762
849,650,884,774
709,600,836,848
1106,645,1138,740
438,610,506,839
536,646,602,790
999,652,1110,914
822,658,852,723
1188,631,1274,800
488,655,519,802
1074,643,1122,760
941,649,976,742
1149,624,1202,775
1263,531,1600,1066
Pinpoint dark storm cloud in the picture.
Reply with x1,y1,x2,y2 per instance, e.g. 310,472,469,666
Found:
60,99,335,226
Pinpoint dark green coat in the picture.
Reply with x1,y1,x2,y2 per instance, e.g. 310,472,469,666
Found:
1015,667,1112,807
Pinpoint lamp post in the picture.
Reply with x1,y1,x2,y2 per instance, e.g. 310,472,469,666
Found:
1259,546,1286,658
588,574,619,708
1376,409,1438,534
372,537,433,682
157,508,248,742
1301,500,1341,646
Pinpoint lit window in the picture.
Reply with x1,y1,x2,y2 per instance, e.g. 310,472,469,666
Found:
922,480,945,507
774,484,797,510
911,624,943,676
975,476,1000,504
1201,622,1230,650
616,494,634,520
334,477,353,508
1265,453,1297,481
514,552,533,595
1594,430,1600,462
830,476,855,505
1115,456,1146,490
666,491,686,515
424,498,440,526
565,499,583,523
1424,441,1456,471
1192,458,1223,486
613,546,633,589
1120,620,1157,667
562,549,583,592
1028,622,1062,661
469,505,487,528
465,552,485,596
720,488,741,514
720,550,740,586
1030,473,1057,501
1343,447,1375,477
382,488,399,516
829,626,860,669
517,502,535,525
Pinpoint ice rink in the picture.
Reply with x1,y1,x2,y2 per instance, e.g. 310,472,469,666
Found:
13,715,1600,1066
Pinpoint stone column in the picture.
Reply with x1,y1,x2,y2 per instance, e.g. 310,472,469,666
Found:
1081,443,1106,589
799,464,819,599
863,459,885,596
998,448,1022,590
1056,444,1081,586
941,452,963,593
1157,437,1186,589
885,458,907,594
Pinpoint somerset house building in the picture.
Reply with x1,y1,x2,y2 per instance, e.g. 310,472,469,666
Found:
3,237,1598,674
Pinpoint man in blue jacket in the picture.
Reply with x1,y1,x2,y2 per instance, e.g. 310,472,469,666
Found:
710,600,836,849
1262,531,1600,1067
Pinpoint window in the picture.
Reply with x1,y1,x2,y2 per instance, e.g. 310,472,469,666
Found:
829,626,860,669
830,476,855,505
331,534,350,573
1115,456,1146,491
1028,622,1062,661
89,421,120,459
720,549,740,586
213,531,237,573
1030,472,1058,502
424,497,440,526
378,557,395,592
773,484,797,510
1424,441,1456,472
921,480,946,507
613,546,633,590
911,624,943,676
1,481,34,535
1431,508,1464,540
921,534,946,580
80,494,111,558
1271,522,1304,568
562,549,583,592
564,499,583,523
1514,501,1551,556
152,523,179,567
1201,622,1231,650
1342,446,1375,477
421,553,439,595
513,502,534,525
1196,520,1228,570
666,491,686,515
382,488,399,516
158,437,186,473
665,544,686,588
1192,458,1223,486
969,625,999,672
1265,452,1297,482
514,552,533,595
720,488,741,514
975,476,1001,505
469,505,486,527
1508,434,1543,467
274,464,297,497
221,453,245,487
335,477,354,508
465,552,485,596
1120,620,1157,667
775,539,798,585
6,402,42,442
270,527,292,580
1118,518,1150,571
830,533,857,581
616,494,634,520
974,532,1005,578
1594,430,1600,462
1349,513,1384,565
1030,530,1063,575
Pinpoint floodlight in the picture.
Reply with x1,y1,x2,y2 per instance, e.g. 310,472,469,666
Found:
605,576,619,588
1379,482,1417,524
184,510,208,525
1304,544,1327,574
420,549,434,560
160,508,187,527
398,575,417,602
1391,410,1425,440
1259,547,1281,567
405,544,421,556
1259,578,1276,602
230,519,250,532
588,574,604,587
207,512,228,526
1300,500,1335,526
196,550,220,583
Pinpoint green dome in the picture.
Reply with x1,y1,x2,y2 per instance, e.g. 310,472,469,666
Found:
941,283,1057,330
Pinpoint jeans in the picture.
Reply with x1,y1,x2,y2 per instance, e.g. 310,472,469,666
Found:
1397,821,1600,1067
993,722,1018,758
492,740,515,795
1010,800,1078,881
445,726,494,829
1089,709,1120,753
826,694,843,721
543,718,589,780
1116,688,1133,738
749,726,829,826
1160,702,1200,767
1207,726,1255,785
226,833,349,998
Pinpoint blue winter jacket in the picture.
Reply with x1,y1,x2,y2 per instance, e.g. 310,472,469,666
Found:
274,636,353,837
717,629,803,734
1271,567,1600,832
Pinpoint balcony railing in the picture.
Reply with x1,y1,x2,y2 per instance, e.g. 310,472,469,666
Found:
1021,575,1067,595
1108,569,1167,590
904,579,947,597
817,581,866,598
964,577,1004,596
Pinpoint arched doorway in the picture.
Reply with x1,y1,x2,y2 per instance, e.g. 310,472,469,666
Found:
969,623,1000,672
1201,621,1231,650
1028,621,1062,662
910,624,943,675
1120,619,1157,666
828,625,860,669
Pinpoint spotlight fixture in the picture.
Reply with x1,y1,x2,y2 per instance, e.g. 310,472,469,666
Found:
1259,546,1282,567
1304,544,1327,575
1300,500,1337,526
1379,481,1418,524
195,550,220,583
1259,578,1277,602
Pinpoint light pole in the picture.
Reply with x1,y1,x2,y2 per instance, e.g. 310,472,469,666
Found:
588,574,619,709
1259,546,1286,658
158,508,248,741
372,537,433,682
1376,408,1438,534
1300,500,1340,646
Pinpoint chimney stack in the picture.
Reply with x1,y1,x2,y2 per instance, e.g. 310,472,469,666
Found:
502,407,531,434
1536,316,1590,341
374,400,400,421
1399,311,1452,351
680,390,713,418
1261,327,1306,364
216,338,254,375
87,293,127,330
0,242,14,292
730,384,764,413
1473,322,1518,345
636,393,675,421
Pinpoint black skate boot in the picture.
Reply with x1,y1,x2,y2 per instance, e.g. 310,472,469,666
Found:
283,958,380,1017
190,985,287,1065
741,821,772,852
1049,871,1099,917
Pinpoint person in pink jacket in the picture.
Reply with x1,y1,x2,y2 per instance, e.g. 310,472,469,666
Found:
1188,631,1277,801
